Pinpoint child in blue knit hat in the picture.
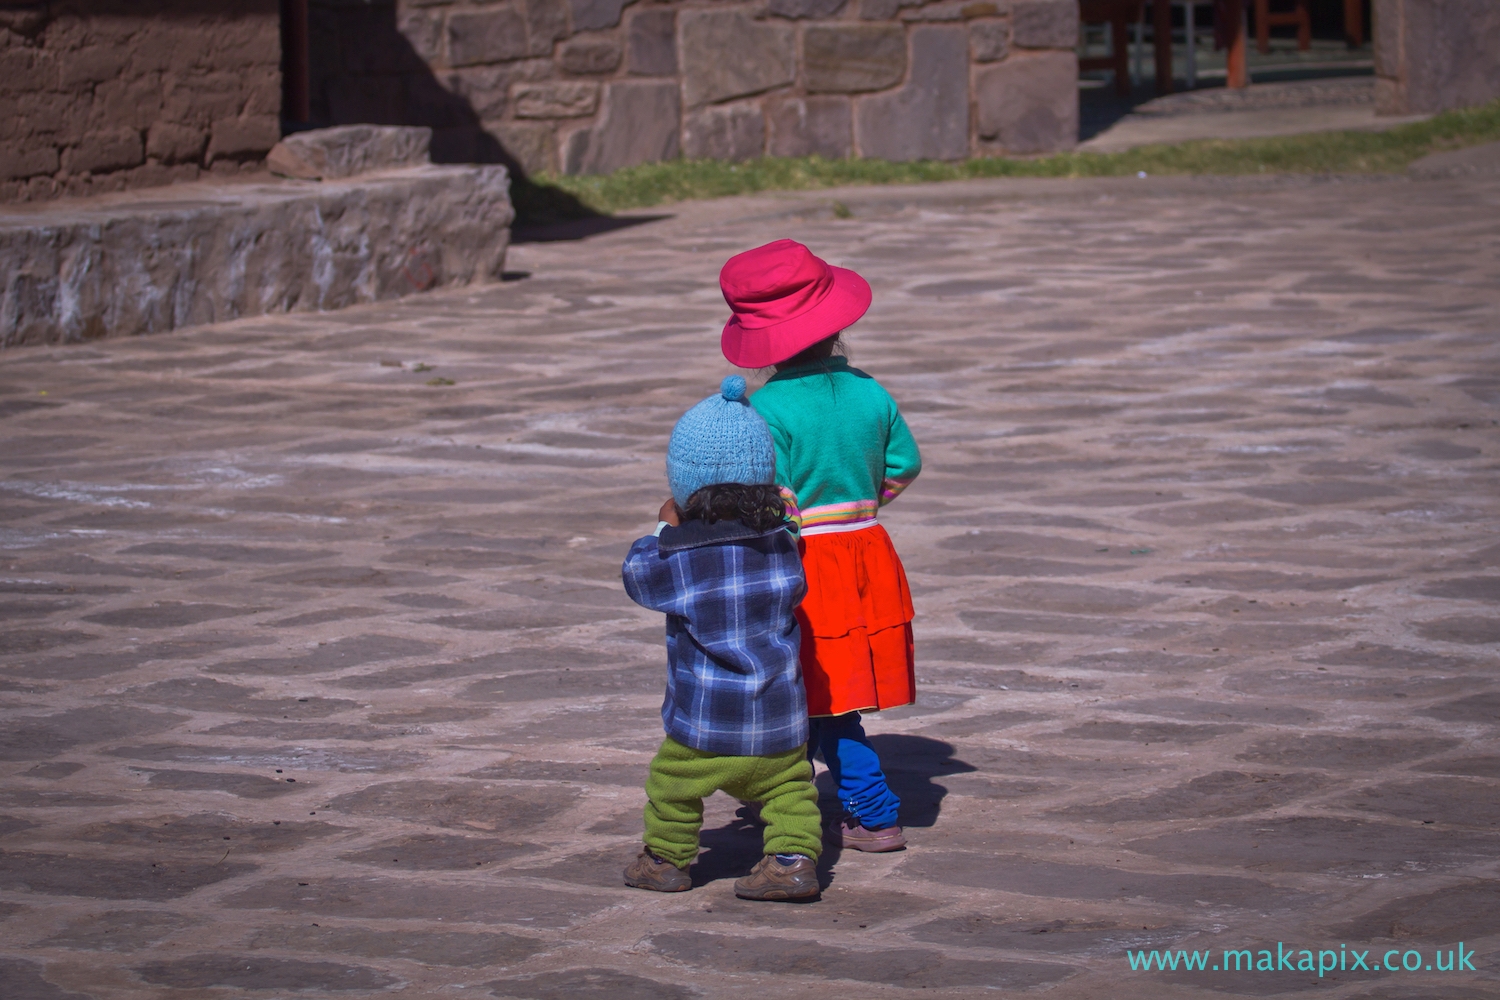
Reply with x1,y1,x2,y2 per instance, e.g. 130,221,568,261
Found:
621,376,823,902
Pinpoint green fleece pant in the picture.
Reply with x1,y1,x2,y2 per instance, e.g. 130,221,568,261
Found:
643,736,822,869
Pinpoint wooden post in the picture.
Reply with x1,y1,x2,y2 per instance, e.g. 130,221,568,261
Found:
1224,0,1248,88
1344,0,1364,47
282,0,311,125
1153,0,1173,95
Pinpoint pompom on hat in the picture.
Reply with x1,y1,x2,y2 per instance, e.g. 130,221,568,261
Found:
719,239,872,368
666,376,777,507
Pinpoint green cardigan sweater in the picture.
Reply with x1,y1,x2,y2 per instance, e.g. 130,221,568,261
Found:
750,357,921,534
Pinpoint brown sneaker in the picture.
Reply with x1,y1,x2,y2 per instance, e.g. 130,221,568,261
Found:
733,854,820,902
835,818,906,853
624,849,691,892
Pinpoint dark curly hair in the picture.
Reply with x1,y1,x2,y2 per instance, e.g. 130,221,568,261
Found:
680,483,788,533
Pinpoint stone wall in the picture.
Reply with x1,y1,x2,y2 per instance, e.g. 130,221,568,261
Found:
309,0,1080,177
1374,0,1500,115
0,1,281,203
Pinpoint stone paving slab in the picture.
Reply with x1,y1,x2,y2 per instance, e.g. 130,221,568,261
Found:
1,173,1498,999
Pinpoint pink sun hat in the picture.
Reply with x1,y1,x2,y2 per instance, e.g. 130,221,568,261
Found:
719,239,872,368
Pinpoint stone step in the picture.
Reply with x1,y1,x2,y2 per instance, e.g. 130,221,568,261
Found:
1,164,513,348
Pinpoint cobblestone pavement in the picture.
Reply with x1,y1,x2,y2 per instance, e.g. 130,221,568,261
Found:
2,174,1498,1000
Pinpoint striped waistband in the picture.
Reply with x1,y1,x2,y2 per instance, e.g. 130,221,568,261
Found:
797,499,879,536
801,518,879,537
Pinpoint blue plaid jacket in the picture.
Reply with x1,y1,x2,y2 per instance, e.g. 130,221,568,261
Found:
622,517,808,756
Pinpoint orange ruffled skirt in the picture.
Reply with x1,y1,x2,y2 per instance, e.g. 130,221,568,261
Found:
796,523,915,718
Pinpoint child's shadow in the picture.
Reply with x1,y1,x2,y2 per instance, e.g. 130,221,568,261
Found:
690,806,772,888
693,736,976,890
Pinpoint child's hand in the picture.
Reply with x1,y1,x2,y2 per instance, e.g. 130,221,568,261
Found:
659,498,681,526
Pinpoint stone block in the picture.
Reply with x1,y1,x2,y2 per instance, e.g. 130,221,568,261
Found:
559,35,623,75
0,164,515,346
682,102,766,161
804,24,907,94
1398,0,1500,114
1372,0,1399,79
768,0,849,18
93,76,167,132
975,50,1077,153
146,123,208,165
57,45,130,89
0,145,58,182
161,74,246,128
1012,0,1076,48
854,25,969,161
266,125,433,181
1373,76,1406,117
398,9,445,64
970,18,1010,61
562,79,680,174
443,60,552,121
679,10,796,107
766,96,852,158
859,0,923,17
206,115,282,162
522,0,570,55
512,81,600,118
62,128,145,174
627,8,677,76
494,120,558,175
448,5,531,66
900,0,971,20
569,0,632,32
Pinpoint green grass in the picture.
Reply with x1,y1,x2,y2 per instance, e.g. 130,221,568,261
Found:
513,98,1500,223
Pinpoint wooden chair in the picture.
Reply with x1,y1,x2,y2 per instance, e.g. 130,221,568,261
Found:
1254,0,1310,54
1079,0,1145,97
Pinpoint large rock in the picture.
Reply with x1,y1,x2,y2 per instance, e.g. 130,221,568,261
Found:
854,25,969,161
562,80,681,174
0,165,514,347
627,8,677,75
975,50,1078,153
266,125,432,181
804,24,907,94
767,96,853,158
679,10,796,107
682,103,766,161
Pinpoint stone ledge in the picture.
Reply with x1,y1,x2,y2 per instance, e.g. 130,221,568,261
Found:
1408,141,1500,180
0,166,513,348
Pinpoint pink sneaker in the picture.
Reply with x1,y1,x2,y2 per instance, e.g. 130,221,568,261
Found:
834,817,906,852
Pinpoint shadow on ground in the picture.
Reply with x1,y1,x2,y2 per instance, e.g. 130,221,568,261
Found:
690,736,974,890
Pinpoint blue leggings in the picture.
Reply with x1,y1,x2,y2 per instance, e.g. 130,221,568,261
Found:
808,712,901,830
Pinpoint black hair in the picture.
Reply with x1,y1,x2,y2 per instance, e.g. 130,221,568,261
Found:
680,483,787,533
773,332,846,373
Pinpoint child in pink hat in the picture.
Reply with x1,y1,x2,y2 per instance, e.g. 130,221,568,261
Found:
720,239,922,852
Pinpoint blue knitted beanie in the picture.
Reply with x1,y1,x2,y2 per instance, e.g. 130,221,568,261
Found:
666,376,776,507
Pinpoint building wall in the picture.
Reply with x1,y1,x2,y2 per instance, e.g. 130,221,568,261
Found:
0,1,281,203
309,0,1080,177
1374,0,1500,115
